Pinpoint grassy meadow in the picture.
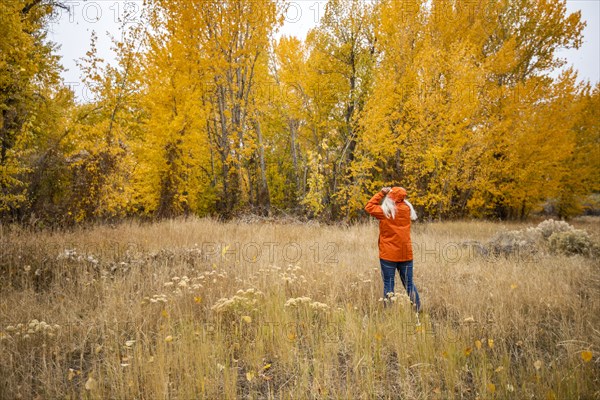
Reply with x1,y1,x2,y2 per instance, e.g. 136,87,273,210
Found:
0,217,599,399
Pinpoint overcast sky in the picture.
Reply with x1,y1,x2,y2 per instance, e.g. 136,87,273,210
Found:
47,1,599,101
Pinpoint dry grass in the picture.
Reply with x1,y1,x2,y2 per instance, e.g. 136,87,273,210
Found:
0,217,599,399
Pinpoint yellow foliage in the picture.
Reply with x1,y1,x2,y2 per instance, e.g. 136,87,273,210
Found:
1,0,596,222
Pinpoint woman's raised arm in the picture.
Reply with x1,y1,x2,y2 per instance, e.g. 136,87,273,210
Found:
365,190,386,220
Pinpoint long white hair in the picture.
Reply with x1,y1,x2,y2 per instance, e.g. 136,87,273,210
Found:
382,195,418,221
382,195,397,219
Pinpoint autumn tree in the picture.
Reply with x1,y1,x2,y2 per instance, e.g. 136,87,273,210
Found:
471,0,586,218
269,36,309,210
274,0,376,218
0,0,69,220
355,0,588,220
196,0,283,215
131,1,215,218
554,81,600,218
49,29,143,223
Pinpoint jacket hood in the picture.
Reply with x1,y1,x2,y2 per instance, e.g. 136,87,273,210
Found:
387,187,407,202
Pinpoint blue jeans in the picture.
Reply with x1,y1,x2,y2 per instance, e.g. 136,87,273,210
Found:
380,259,421,312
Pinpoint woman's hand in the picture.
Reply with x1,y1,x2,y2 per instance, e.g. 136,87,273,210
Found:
381,187,391,195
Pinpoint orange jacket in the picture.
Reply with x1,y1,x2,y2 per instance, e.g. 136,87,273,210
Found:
365,187,413,262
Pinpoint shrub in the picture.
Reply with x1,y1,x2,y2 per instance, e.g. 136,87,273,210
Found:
548,230,599,257
484,219,599,259
536,219,574,239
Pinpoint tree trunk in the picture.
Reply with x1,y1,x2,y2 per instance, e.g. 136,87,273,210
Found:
216,83,235,215
255,119,270,214
289,119,300,190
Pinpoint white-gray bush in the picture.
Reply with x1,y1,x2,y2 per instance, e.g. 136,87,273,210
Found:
548,229,599,257
536,219,575,239
485,219,598,258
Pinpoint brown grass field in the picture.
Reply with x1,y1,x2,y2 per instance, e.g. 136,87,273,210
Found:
0,217,599,399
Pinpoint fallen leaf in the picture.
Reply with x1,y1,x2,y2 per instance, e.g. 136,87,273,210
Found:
581,350,592,363
165,335,173,343
487,338,494,349
221,245,230,258
487,383,496,393
241,315,252,324
534,360,543,370
246,371,255,382
475,340,482,350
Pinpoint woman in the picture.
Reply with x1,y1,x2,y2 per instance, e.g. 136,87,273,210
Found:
365,186,421,312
